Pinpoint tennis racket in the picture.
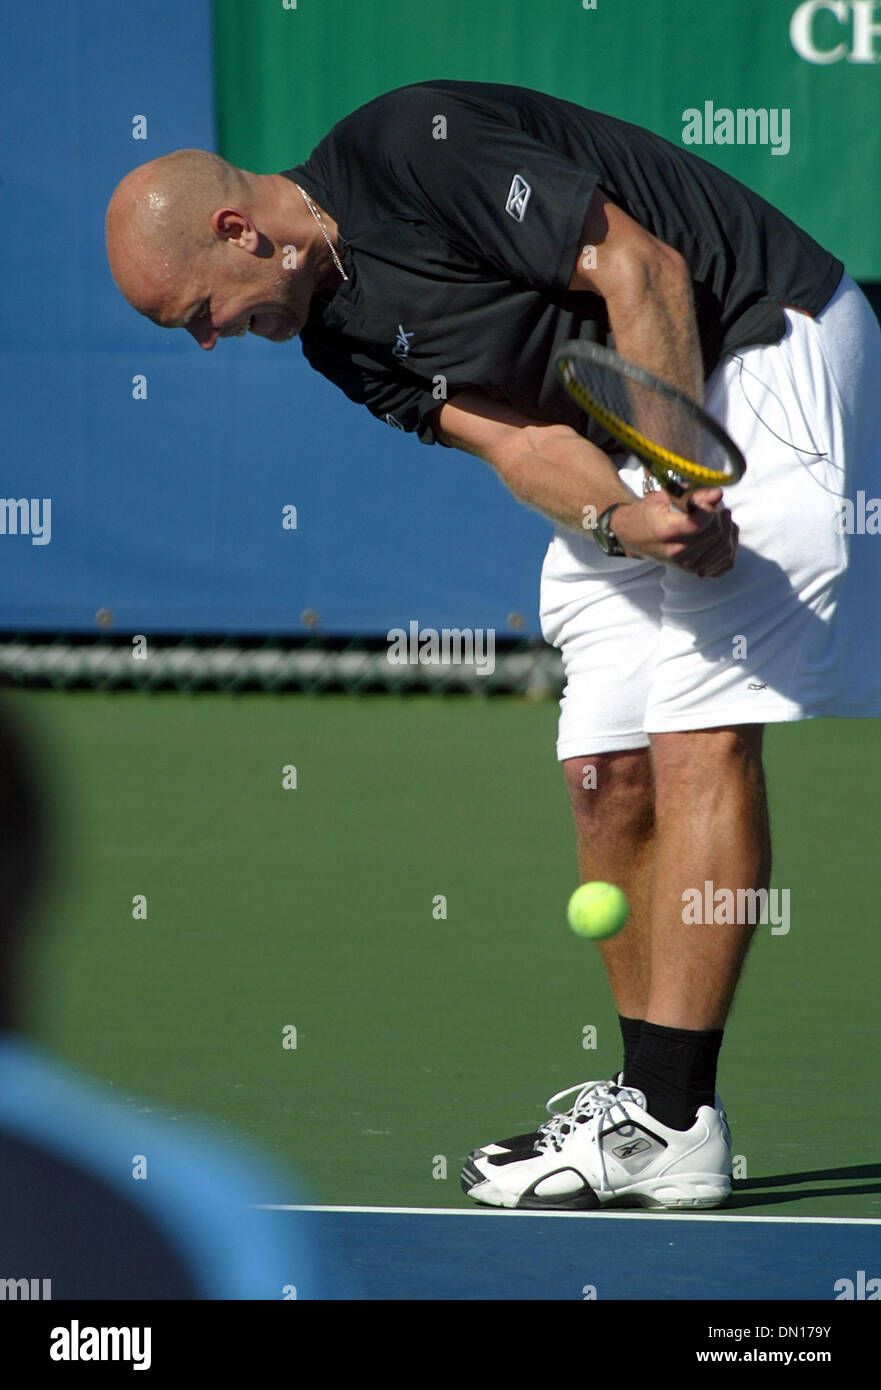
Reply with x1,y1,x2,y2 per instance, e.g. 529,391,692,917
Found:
554,340,745,503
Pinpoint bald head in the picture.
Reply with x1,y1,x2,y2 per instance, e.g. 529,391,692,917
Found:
106,149,251,311
106,149,343,348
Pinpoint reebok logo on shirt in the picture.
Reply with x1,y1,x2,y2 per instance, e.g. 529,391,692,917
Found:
393,324,414,358
505,174,532,221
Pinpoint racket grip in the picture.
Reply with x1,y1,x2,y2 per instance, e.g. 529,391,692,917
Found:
665,478,693,513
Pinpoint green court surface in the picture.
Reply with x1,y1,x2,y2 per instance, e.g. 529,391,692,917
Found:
8,688,881,1219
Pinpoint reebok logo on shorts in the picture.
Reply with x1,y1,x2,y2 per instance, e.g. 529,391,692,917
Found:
505,174,531,221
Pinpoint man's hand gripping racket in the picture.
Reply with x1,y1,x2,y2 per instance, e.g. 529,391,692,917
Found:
554,341,745,576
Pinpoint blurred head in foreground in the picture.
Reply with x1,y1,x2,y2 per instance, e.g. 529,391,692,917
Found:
0,700,339,1300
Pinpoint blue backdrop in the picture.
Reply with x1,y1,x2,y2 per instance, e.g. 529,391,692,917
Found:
0,1,551,637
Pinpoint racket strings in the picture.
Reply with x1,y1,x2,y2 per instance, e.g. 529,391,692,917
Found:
559,357,739,489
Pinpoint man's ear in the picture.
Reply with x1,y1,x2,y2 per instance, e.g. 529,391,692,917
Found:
211,207,260,252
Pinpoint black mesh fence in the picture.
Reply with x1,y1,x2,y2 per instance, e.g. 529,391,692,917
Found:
0,632,564,697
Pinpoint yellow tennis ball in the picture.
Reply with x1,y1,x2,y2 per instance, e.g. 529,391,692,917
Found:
567,881,629,940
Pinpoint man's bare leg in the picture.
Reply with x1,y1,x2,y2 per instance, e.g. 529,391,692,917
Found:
563,749,655,1023
460,728,769,1208
631,723,769,1132
645,724,770,1031
563,725,770,1116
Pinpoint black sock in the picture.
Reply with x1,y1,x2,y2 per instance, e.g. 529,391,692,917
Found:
624,1021,723,1131
618,1015,644,1077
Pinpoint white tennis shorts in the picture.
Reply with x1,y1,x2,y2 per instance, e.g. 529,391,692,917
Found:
539,274,881,758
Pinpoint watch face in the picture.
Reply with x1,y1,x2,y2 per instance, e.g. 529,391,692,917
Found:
596,508,623,556
595,524,614,554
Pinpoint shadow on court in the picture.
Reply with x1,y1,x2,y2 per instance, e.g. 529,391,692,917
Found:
727,1163,881,1208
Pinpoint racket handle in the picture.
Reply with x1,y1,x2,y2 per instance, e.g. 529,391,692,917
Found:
670,488,723,516
646,467,701,513
664,477,694,513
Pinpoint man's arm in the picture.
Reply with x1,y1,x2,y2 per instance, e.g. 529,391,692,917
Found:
432,392,737,577
433,189,736,574
431,391,634,530
569,195,704,404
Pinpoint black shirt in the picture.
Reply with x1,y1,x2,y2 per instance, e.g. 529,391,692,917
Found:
281,80,843,447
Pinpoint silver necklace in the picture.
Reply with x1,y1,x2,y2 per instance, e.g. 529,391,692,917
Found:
295,183,349,282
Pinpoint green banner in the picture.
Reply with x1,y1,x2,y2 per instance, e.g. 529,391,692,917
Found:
213,0,881,277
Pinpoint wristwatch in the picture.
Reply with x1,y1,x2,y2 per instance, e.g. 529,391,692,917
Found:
594,503,627,557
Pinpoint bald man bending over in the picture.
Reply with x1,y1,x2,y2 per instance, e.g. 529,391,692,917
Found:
107,81,881,1215
106,148,347,347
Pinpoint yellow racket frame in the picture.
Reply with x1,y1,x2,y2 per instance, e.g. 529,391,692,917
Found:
557,355,744,490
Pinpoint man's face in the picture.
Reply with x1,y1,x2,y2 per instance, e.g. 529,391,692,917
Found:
149,242,307,350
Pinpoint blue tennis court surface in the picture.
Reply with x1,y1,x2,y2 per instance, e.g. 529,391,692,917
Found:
256,1206,881,1300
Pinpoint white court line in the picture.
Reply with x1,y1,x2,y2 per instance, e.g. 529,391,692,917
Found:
253,1204,881,1226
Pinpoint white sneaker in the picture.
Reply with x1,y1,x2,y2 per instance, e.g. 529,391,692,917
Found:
463,1074,727,1163
461,1081,732,1211
464,1076,620,1168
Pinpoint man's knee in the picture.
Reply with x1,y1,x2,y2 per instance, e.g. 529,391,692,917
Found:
650,724,765,795
563,749,654,838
